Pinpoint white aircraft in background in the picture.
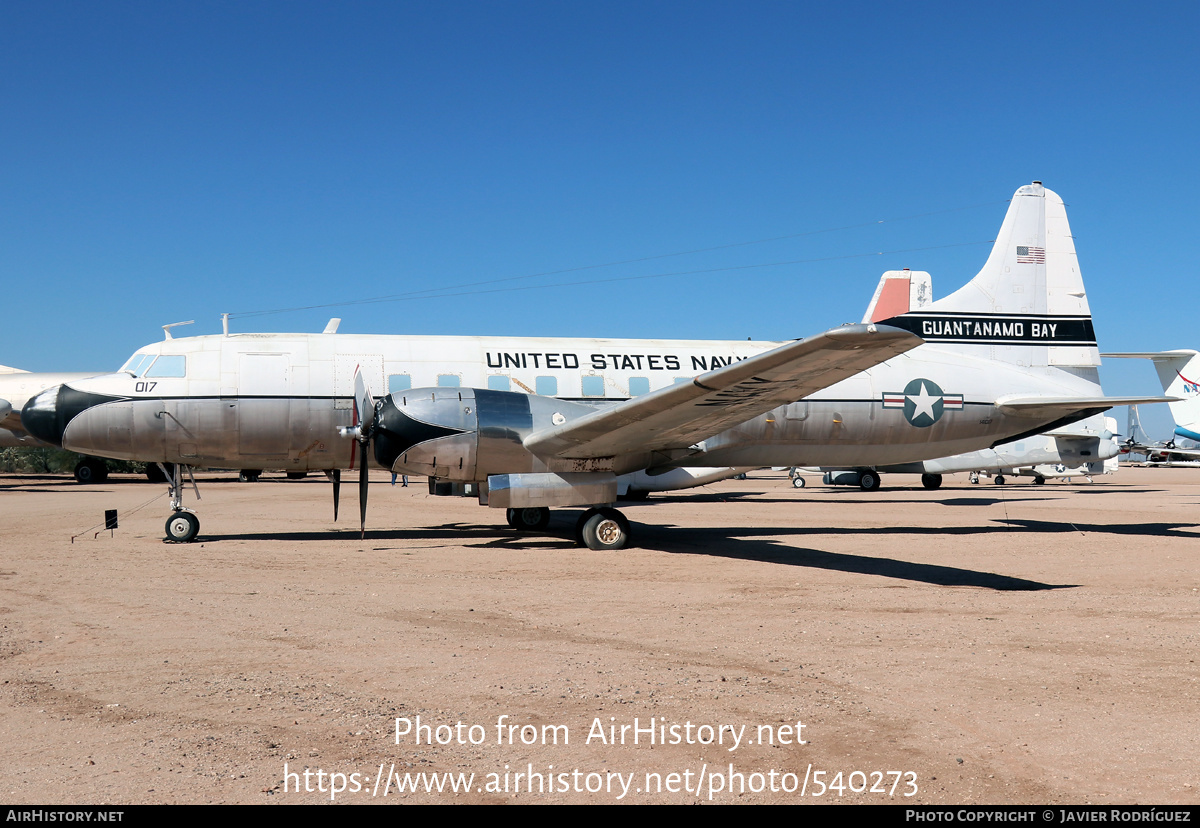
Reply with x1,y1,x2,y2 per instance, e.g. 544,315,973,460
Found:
812,413,1120,488
22,183,1167,547
1103,351,1200,465
0,365,114,481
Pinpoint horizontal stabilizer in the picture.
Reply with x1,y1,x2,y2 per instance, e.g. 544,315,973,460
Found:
525,324,922,460
996,395,1178,420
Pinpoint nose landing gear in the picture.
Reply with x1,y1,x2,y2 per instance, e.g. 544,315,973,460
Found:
162,463,202,543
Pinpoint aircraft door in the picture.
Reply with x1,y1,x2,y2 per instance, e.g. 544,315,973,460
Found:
237,353,292,457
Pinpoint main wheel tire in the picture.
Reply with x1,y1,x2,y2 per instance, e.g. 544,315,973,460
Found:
792,476,806,488
506,507,550,531
286,471,307,480
1033,476,1046,485
74,459,107,484
239,469,262,483
164,512,199,543
994,475,1006,485
578,508,630,551
859,471,881,491
921,473,943,490
620,489,650,501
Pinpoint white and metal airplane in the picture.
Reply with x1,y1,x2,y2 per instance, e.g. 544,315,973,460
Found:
1103,351,1200,465
0,365,113,481
22,183,1167,548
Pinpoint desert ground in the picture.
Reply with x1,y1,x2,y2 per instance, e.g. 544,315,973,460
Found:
0,466,1196,804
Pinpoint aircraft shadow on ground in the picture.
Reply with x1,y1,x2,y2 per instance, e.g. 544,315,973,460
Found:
995,518,1200,538
630,524,1072,591
208,518,1080,591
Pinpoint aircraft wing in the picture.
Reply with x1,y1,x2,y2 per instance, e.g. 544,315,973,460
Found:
523,323,921,460
995,395,1178,420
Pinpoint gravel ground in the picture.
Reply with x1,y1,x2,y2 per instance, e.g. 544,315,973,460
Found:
1,467,1196,804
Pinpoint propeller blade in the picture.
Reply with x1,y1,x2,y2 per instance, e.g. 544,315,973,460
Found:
330,469,341,522
354,367,376,434
359,447,369,539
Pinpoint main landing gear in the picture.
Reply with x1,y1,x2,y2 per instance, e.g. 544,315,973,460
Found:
575,508,631,551
506,507,551,531
162,463,202,543
504,506,632,550
73,457,109,484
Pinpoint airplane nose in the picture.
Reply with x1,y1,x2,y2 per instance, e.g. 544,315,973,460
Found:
21,385,121,448
21,386,69,446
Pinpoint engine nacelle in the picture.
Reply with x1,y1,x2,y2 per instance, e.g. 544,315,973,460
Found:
373,387,602,481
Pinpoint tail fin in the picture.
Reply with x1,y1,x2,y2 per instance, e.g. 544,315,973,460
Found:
879,182,1099,369
861,270,932,323
1104,351,1200,441
1127,404,1150,445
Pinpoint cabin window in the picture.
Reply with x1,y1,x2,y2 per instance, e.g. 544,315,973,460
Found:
437,374,461,387
144,355,186,378
581,376,605,397
488,375,511,391
536,376,557,396
628,377,650,397
388,374,412,393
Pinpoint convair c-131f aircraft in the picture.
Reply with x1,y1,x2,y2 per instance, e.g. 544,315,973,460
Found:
22,183,1167,548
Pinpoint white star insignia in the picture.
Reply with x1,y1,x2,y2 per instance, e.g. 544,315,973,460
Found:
907,382,940,422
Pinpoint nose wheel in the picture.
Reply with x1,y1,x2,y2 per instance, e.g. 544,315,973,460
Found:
165,511,199,543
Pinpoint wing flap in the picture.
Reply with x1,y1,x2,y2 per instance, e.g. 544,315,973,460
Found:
524,324,921,460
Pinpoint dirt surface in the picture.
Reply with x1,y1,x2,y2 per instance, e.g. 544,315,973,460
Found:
0,467,1197,804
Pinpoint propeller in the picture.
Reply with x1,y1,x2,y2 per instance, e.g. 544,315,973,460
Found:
336,368,379,539
324,469,341,521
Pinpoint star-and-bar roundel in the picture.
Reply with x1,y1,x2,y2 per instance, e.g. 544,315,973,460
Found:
881,379,964,428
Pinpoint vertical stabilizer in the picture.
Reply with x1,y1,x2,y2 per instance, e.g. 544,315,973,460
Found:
1127,404,1149,446
861,270,932,323
880,183,1099,369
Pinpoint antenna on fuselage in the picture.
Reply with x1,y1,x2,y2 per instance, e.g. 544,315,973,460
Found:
162,320,194,340
222,313,230,336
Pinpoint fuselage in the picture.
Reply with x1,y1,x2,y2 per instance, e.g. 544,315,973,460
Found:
22,330,1105,475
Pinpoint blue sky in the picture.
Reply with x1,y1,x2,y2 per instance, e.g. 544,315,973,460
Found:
3,2,1196,437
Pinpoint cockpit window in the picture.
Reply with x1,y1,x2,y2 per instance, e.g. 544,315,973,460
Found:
144,355,186,378
120,353,186,378
120,353,156,376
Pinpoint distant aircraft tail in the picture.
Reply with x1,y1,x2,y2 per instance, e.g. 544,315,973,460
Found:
1127,404,1150,446
1103,351,1200,441
879,182,1099,371
861,270,932,323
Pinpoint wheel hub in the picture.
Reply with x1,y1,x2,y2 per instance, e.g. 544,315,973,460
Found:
596,519,621,545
